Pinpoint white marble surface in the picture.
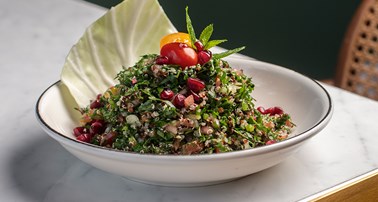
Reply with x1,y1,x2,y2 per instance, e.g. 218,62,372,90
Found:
1,0,378,201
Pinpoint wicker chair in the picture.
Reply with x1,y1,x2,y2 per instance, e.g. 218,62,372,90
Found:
333,0,378,100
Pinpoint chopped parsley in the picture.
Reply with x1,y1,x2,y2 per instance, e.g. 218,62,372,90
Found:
74,54,294,155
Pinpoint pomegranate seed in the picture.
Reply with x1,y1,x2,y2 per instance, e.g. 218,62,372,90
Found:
76,133,92,143
275,107,284,115
160,89,174,100
173,94,186,108
266,140,276,145
198,50,212,65
96,94,102,99
90,94,103,109
194,41,204,52
90,120,105,134
187,77,205,92
73,127,86,137
268,107,283,115
156,56,169,65
90,100,102,109
258,106,284,116
257,106,266,114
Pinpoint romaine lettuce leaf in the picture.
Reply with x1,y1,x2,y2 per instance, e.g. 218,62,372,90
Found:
61,0,177,107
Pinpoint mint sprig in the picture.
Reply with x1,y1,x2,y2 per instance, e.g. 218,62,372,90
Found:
185,7,245,59
199,24,213,45
185,7,196,48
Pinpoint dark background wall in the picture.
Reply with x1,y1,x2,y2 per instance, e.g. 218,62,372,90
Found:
84,0,360,80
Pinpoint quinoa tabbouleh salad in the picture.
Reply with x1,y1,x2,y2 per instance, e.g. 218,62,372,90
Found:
72,8,295,155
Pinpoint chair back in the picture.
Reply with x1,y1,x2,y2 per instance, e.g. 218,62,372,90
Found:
335,0,378,100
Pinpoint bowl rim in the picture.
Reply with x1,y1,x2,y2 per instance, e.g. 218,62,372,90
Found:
35,60,333,161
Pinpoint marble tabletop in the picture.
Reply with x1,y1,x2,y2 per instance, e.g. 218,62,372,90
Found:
1,0,378,201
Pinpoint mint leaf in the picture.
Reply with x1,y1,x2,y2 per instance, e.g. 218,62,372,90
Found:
204,39,227,50
185,7,196,48
199,24,213,46
213,46,246,59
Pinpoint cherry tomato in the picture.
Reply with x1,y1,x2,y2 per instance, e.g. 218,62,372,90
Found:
160,43,198,69
160,32,191,49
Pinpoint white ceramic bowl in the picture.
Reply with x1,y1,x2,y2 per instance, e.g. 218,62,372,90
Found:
36,58,333,187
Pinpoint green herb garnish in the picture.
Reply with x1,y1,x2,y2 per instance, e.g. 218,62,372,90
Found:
185,6,245,58
72,7,294,155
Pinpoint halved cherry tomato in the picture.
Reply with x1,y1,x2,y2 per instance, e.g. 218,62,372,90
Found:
160,32,191,49
160,43,198,69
